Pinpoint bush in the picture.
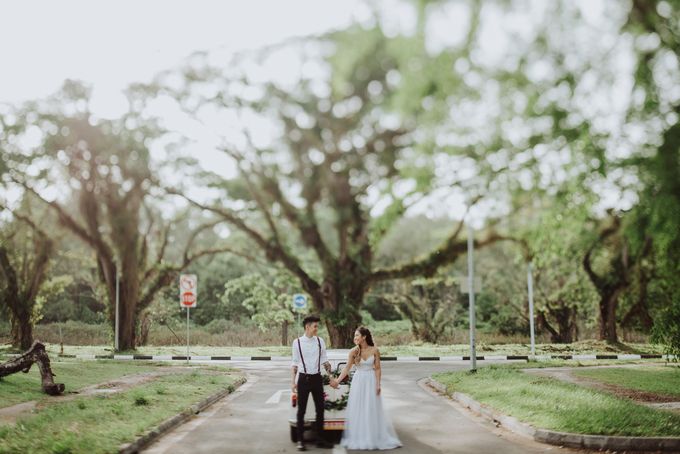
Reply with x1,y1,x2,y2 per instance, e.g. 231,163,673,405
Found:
652,294,680,361
35,321,111,345
203,319,235,335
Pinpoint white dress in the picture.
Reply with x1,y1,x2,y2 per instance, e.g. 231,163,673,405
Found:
341,355,402,450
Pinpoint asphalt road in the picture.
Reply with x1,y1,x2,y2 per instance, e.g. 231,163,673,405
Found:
144,360,588,454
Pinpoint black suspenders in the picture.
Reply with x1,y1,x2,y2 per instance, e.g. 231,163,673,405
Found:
297,337,322,374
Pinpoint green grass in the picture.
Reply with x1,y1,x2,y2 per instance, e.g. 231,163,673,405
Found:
433,365,680,436
0,359,163,408
571,366,680,398
0,367,241,454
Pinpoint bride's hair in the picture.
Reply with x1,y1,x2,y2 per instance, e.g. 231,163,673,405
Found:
357,326,374,347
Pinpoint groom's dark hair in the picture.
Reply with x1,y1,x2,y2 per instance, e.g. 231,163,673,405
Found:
302,315,320,327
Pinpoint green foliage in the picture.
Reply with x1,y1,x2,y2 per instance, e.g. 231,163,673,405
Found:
222,270,299,331
652,295,680,361
387,275,459,343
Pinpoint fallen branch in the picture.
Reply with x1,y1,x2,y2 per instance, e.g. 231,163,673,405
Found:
0,341,65,395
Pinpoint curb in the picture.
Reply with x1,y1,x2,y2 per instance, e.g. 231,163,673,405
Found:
427,378,680,452
54,353,676,362
118,376,247,454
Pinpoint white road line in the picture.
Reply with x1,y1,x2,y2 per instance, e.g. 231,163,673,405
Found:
265,389,290,404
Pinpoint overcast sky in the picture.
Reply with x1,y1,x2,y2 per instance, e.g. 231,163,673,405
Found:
1,0,628,224
0,0,367,113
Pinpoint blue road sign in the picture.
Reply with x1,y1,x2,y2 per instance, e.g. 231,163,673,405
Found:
293,294,307,310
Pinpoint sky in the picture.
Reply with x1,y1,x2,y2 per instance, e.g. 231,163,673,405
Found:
1,0,631,226
0,0,370,216
0,0,367,113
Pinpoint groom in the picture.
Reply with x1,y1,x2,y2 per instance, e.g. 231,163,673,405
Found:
291,315,334,451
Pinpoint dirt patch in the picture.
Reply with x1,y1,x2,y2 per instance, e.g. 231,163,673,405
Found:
524,365,680,405
0,401,37,425
0,366,212,425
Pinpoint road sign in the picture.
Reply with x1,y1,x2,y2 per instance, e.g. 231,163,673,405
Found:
180,274,197,308
292,294,307,310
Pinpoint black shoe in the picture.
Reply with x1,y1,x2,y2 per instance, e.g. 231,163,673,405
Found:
296,441,306,451
316,440,333,449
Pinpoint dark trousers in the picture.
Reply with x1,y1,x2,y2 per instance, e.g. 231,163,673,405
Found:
297,373,325,442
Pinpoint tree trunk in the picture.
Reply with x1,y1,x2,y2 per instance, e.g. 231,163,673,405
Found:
599,290,620,343
326,318,360,348
315,272,366,348
118,302,137,351
281,320,288,346
11,314,34,351
0,341,65,395
537,309,576,344
108,274,140,351
137,311,151,347
554,305,576,344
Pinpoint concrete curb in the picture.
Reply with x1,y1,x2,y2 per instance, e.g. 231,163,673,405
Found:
427,378,680,452
54,353,676,362
118,376,247,454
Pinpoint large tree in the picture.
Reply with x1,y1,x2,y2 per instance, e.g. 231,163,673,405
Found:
149,26,510,346
5,83,242,350
0,198,57,350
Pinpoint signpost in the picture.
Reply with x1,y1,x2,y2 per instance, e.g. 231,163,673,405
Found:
527,262,536,356
466,225,477,372
180,274,197,363
115,268,120,351
292,294,307,335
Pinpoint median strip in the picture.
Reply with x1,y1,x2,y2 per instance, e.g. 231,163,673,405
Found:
428,366,680,452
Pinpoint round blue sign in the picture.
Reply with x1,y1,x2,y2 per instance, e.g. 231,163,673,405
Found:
293,294,307,309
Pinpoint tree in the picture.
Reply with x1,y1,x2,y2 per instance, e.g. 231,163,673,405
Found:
582,212,654,343
389,276,458,343
0,342,64,395
621,1,680,352
0,201,54,350
6,82,242,350
222,270,300,346
151,26,510,347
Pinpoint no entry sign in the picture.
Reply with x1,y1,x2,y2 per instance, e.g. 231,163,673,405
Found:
179,274,197,308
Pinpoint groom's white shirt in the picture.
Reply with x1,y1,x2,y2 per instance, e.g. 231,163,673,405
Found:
291,335,328,375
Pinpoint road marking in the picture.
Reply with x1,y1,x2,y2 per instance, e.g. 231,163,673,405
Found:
332,445,347,454
265,389,289,404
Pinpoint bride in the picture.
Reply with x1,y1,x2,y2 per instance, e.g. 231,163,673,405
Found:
331,327,401,450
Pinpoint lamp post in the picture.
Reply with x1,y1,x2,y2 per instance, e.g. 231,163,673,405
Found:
115,264,120,352
467,225,477,372
527,262,536,356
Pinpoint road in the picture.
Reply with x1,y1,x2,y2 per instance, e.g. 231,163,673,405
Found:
144,360,587,454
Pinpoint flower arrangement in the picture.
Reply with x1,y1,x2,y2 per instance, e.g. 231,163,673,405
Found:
322,371,351,411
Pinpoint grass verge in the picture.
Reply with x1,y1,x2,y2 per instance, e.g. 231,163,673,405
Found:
0,364,240,454
571,366,680,398
432,365,680,437
0,359,163,408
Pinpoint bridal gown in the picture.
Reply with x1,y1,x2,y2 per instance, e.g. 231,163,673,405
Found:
340,355,402,450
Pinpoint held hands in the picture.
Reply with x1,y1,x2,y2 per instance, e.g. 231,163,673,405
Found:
329,378,340,389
